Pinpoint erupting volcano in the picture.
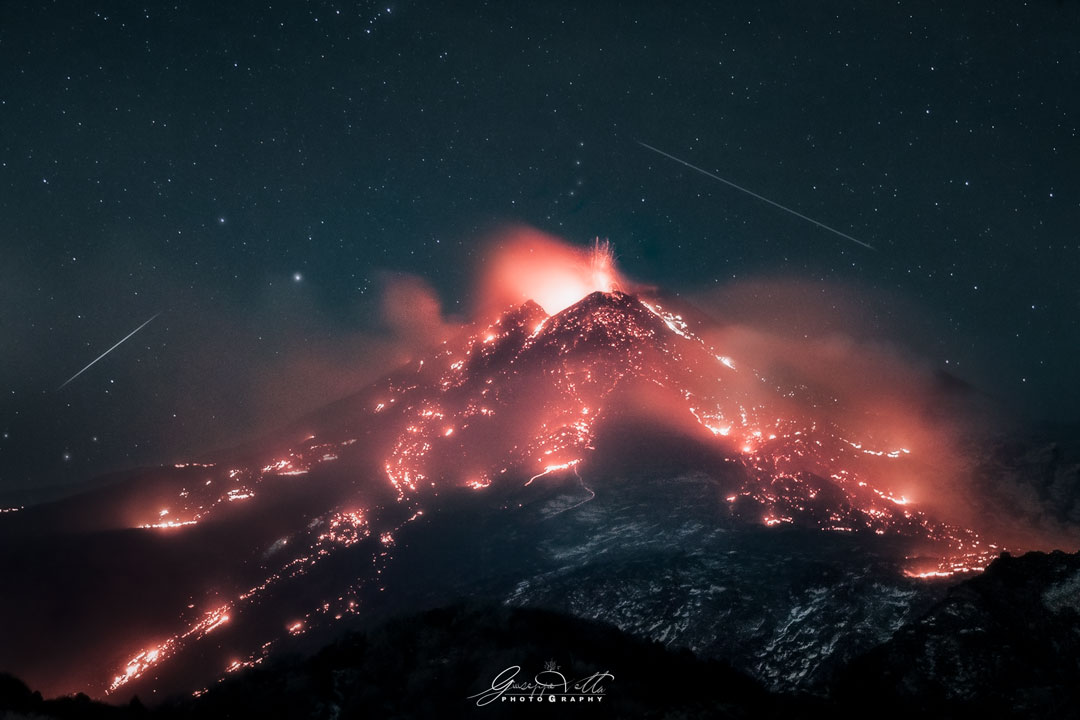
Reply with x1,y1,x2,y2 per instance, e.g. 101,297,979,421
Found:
0,237,1052,703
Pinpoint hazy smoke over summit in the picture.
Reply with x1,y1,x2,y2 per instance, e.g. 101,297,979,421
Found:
473,226,630,318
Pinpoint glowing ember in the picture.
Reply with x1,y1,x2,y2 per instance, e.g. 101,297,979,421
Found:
317,510,369,547
526,459,582,486
138,519,198,530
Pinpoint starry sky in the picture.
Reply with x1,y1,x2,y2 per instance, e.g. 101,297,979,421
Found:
1,0,1077,501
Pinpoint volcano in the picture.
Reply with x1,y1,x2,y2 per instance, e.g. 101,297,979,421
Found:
0,289,1010,701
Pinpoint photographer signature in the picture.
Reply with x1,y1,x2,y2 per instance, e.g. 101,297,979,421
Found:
468,664,614,706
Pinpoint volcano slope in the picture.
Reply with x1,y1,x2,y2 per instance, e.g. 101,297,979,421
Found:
0,291,1032,701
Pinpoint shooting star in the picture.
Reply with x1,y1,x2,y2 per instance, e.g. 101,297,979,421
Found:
57,313,160,391
637,140,874,250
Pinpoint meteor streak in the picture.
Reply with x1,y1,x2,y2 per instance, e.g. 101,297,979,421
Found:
637,141,875,250
57,313,160,391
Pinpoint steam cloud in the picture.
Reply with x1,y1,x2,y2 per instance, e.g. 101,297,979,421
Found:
474,225,630,318
689,278,1078,549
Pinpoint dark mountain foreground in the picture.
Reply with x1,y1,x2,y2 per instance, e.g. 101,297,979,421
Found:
832,549,1080,719
4,549,1080,719
1,604,794,719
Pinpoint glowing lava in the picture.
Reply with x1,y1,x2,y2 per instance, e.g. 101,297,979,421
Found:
365,287,1008,582
83,259,1021,699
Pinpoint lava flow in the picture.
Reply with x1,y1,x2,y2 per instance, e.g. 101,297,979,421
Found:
0,236,1033,701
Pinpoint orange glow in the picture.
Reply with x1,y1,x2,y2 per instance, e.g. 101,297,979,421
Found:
478,228,625,316
525,459,582,486
139,519,198,530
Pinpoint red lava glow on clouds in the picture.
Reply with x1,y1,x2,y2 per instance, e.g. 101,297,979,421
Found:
466,232,1075,555
476,226,627,317
690,278,1080,552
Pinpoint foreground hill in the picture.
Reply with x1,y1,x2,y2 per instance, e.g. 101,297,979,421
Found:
4,550,1080,719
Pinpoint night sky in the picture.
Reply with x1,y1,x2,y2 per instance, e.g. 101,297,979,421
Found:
1,1,1077,502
